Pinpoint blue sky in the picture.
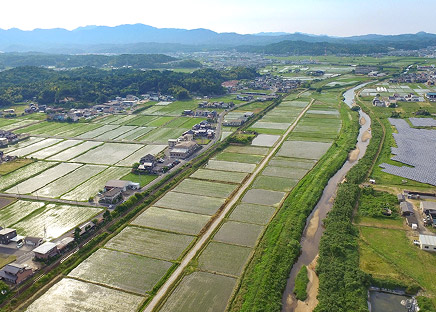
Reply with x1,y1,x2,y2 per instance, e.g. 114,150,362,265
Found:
1,0,435,36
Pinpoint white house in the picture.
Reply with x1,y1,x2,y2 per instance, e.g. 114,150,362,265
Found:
419,234,436,252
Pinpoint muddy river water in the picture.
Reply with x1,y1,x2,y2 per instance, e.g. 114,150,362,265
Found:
281,83,372,312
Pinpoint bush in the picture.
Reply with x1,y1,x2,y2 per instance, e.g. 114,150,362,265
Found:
294,266,309,301
417,296,436,312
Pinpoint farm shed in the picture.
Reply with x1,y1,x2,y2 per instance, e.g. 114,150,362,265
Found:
421,201,436,214
400,202,414,216
419,234,436,251
33,242,59,260
397,193,405,203
406,214,418,229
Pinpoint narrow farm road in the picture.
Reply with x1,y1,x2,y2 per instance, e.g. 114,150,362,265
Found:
144,99,315,312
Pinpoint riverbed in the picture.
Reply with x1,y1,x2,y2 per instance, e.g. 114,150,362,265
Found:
281,83,372,311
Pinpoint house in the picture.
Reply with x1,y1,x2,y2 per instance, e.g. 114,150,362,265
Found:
33,242,59,260
56,237,75,252
397,193,405,203
426,92,436,102
0,263,33,284
169,141,199,159
421,201,436,214
24,237,43,247
419,234,436,252
104,180,139,192
372,96,386,107
100,187,123,204
0,228,17,245
400,202,414,216
168,139,178,148
406,214,418,229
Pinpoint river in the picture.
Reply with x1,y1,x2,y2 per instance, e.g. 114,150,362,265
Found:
281,83,372,312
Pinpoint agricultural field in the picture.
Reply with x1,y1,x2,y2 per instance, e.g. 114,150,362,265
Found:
190,169,247,184
77,124,119,139
13,203,102,240
105,226,194,261
242,189,285,206
277,140,332,159
0,161,55,191
159,272,236,312
229,203,276,225
6,162,82,194
0,136,44,154
68,248,172,295
25,278,144,312
252,175,298,192
132,207,210,235
61,166,131,201
115,126,155,141
172,179,237,198
214,151,263,164
154,191,226,215
28,139,82,159
213,220,264,247
198,241,252,276
225,145,270,155
116,144,166,167
0,158,33,175
0,200,45,227
72,142,142,165
93,125,138,140
251,134,280,147
205,159,256,173
47,141,104,161
7,138,63,157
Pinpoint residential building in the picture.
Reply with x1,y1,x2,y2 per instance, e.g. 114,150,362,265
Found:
0,263,33,284
0,228,17,245
33,242,59,260
169,141,199,159
24,237,43,247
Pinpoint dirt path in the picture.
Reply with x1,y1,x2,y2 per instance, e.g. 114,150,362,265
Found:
143,99,315,312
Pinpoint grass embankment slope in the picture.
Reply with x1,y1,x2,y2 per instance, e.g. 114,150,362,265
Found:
229,91,359,312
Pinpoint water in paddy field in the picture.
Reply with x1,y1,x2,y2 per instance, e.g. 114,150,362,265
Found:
369,291,413,312
281,82,373,312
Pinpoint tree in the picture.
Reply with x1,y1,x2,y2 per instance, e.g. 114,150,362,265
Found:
103,210,112,222
74,227,81,242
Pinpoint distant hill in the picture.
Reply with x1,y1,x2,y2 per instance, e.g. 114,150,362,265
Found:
0,24,435,54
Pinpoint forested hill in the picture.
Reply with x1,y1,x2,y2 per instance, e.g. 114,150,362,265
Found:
236,40,389,55
0,53,202,70
0,66,257,107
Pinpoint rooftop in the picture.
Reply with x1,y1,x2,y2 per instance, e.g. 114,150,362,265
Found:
0,228,16,236
33,242,57,255
105,180,132,189
420,234,436,246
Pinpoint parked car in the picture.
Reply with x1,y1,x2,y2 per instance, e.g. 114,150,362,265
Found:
413,240,420,246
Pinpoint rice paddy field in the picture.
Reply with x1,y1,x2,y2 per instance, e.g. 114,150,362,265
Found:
72,142,142,165
13,203,102,240
0,161,55,191
172,179,237,198
154,191,226,215
25,278,144,312
0,200,45,227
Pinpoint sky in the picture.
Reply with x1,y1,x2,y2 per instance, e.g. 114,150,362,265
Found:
1,0,435,36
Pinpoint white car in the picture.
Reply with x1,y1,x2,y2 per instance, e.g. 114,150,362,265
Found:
413,240,420,246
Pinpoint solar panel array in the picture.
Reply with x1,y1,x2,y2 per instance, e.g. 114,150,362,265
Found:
380,118,436,186
409,117,436,127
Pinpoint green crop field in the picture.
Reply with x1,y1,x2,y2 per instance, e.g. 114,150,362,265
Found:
213,220,264,247
93,125,137,140
205,160,256,173
25,278,144,312
251,121,290,130
132,207,210,235
225,145,270,155
268,156,317,169
72,142,142,165
0,161,55,191
115,126,155,141
252,175,298,192
58,123,103,137
242,189,285,206
159,272,236,312
214,152,263,164
47,141,103,161
277,140,332,159
190,169,247,184
8,138,63,157
0,200,45,227
62,166,130,201
29,140,82,159
121,173,157,187
125,115,158,126
35,164,106,198
198,241,252,276
154,191,226,215
76,124,118,139
68,248,172,295
105,226,194,261
261,166,308,179
229,203,276,225
138,127,186,143
145,116,176,127
6,162,82,194
14,203,102,240
172,179,237,198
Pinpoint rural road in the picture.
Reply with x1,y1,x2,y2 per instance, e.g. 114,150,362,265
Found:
0,192,105,208
143,98,314,312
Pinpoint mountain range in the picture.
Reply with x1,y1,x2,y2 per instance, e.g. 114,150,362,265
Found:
1,24,436,54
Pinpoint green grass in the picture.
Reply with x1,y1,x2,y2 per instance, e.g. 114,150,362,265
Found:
105,226,195,261
214,152,263,164
360,226,436,306
0,254,16,268
121,172,157,187
0,158,33,175
252,175,298,192
293,266,309,301
198,241,252,276
68,248,172,295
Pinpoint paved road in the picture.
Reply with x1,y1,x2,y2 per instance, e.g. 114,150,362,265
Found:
0,193,104,208
143,99,314,312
